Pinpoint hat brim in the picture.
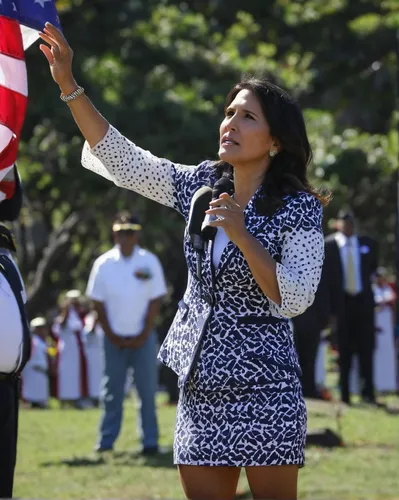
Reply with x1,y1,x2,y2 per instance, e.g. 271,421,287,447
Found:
30,317,47,328
112,223,142,232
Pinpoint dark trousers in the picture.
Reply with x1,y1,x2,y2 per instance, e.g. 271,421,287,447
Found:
339,294,375,404
295,327,321,398
0,376,19,498
162,366,179,403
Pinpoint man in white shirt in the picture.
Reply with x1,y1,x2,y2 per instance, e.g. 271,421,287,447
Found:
86,212,167,454
324,209,378,405
0,166,31,498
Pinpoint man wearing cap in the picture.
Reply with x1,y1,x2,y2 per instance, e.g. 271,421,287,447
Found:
22,318,50,409
0,165,31,497
324,209,378,404
86,211,167,454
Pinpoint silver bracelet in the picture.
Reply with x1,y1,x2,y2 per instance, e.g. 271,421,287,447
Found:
60,86,85,103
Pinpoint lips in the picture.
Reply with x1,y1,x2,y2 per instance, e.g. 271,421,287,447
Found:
221,135,239,146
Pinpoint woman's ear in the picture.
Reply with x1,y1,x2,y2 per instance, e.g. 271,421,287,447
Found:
272,138,281,153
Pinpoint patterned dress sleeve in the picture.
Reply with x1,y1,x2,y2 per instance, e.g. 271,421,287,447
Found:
81,124,213,218
270,193,325,318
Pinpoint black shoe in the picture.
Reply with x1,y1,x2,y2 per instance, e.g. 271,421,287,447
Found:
140,446,159,456
30,402,47,409
362,395,376,405
94,445,113,454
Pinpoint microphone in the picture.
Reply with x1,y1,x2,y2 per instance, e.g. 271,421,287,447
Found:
188,186,213,280
201,176,235,241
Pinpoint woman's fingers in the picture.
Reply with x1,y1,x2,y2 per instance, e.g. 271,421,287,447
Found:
44,22,70,50
209,193,240,209
205,207,234,217
39,44,54,64
38,32,60,52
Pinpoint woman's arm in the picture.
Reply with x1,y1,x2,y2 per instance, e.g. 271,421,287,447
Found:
235,234,281,304
39,23,209,216
206,192,324,318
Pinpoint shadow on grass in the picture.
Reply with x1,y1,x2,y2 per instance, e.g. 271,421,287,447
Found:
40,448,175,469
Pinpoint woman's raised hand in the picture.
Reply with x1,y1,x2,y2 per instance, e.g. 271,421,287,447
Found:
39,22,75,90
38,23,111,148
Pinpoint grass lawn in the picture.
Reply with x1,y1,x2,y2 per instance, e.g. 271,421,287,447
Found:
14,389,399,499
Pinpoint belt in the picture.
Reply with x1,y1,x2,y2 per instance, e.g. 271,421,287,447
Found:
0,372,19,382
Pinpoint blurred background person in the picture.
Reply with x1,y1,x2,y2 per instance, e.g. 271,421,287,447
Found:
22,317,50,409
373,267,397,394
83,305,103,407
52,290,88,408
86,212,167,454
292,264,330,399
324,209,378,405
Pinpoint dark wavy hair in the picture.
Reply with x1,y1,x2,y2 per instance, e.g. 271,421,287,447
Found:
215,77,330,215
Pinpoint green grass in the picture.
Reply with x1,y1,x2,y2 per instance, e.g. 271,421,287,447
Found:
15,391,399,499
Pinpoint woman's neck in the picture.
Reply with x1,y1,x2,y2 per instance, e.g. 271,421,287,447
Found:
233,166,267,209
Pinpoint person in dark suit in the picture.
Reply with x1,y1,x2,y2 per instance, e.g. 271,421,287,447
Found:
324,209,378,404
292,263,330,399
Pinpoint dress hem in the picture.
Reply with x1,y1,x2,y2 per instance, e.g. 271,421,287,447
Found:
174,460,305,468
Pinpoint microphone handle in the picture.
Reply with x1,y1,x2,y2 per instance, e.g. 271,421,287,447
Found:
196,252,202,282
191,234,205,281
201,214,217,240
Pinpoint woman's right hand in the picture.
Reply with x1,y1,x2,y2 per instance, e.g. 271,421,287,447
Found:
39,22,76,91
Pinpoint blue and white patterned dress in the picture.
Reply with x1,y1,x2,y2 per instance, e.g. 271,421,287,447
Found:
82,125,324,467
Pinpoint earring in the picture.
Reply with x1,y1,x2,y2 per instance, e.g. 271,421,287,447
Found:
269,150,276,158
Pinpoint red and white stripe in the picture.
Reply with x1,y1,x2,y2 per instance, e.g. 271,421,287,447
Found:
0,16,28,198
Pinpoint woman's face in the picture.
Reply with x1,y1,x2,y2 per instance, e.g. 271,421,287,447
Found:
218,89,275,169
376,275,385,287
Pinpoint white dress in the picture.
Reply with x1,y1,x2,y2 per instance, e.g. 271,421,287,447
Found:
53,307,87,400
315,335,327,388
349,285,398,394
373,284,397,392
83,312,103,399
22,334,49,405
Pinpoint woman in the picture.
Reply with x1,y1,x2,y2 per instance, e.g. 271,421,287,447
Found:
40,23,327,500
22,317,50,409
52,290,88,407
373,268,397,393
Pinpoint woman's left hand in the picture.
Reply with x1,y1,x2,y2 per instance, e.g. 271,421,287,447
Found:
205,193,249,246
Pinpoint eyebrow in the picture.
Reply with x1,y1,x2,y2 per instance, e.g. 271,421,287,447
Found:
226,106,258,118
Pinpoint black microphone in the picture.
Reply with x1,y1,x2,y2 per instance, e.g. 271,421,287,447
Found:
201,176,235,241
188,186,213,279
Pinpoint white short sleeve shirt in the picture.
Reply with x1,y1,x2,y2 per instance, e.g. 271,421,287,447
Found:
0,252,26,373
86,245,167,336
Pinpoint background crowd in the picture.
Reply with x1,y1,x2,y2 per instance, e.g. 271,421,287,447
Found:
21,208,399,417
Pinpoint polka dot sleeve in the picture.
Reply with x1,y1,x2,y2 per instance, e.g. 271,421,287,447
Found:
81,124,206,216
270,194,325,318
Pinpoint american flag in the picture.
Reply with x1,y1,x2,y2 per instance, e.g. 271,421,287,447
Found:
0,0,60,201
